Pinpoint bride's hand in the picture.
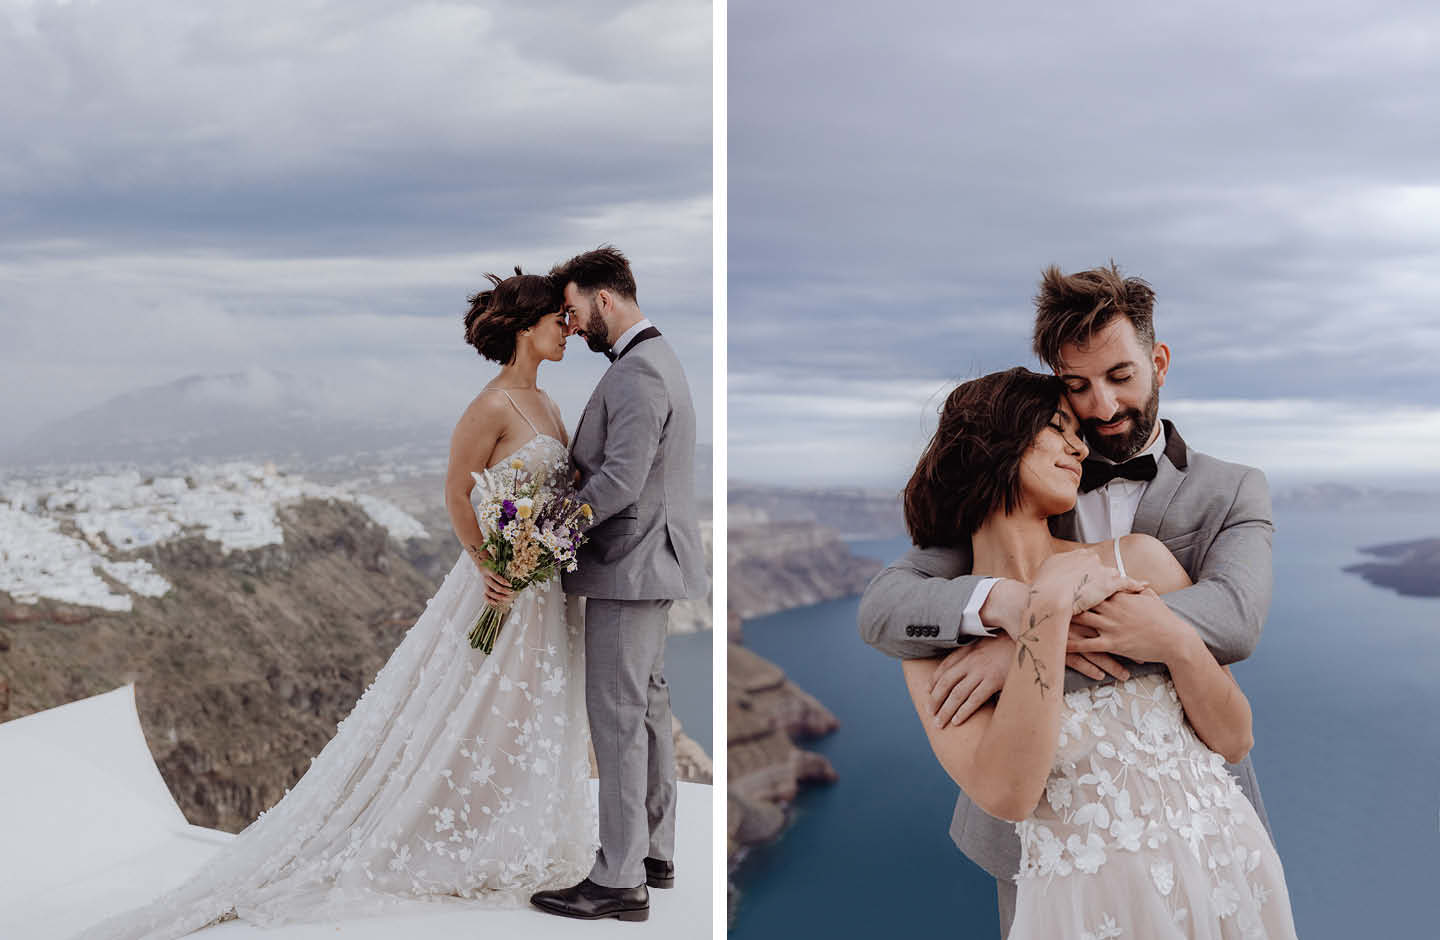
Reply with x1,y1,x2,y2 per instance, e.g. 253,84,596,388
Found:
467,546,515,605
482,570,515,606
1035,549,1147,615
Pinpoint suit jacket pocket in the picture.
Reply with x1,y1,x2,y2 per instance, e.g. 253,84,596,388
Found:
592,510,640,562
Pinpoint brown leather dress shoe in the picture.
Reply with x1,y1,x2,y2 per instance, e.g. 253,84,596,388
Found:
644,856,675,889
529,878,649,922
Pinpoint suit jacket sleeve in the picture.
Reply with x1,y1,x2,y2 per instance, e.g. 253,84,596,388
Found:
857,544,992,660
573,359,667,527
1161,467,1274,665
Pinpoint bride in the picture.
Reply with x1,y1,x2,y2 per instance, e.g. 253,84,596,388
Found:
74,270,597,939
900,368,1297,939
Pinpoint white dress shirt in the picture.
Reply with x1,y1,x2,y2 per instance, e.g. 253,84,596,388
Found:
611,318,653,359
958,422,1168,638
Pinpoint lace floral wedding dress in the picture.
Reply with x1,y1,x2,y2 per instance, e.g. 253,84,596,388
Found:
1006,673,1298,939
74,433,596,939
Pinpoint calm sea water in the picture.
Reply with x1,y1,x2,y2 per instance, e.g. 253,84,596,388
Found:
666,629,712,754
730,508,1440,938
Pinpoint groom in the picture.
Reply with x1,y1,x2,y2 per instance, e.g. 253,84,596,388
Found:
530,246,706,922
859,263,1278,937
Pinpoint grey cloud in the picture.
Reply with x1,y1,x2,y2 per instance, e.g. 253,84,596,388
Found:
0,0,711,445
730,0,1440,482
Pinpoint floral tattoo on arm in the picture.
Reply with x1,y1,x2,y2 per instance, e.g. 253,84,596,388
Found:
1015,588,1054,695
1072,574,1090,616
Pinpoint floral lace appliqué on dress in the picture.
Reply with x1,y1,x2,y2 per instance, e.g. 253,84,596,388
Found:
1006,675,1297,940
74,435,596,940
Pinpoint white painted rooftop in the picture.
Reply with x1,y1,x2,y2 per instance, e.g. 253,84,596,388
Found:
0,464,428,612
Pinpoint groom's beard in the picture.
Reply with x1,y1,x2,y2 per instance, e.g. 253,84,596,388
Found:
1081,376,1161,462
578,305,611,354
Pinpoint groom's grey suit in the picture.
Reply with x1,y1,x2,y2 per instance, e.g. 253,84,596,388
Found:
859,421,1276,936
564,326,706,889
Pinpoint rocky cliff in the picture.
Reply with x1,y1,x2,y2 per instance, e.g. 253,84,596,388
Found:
726,636,838,919
727,518,883,622
1,490,710,834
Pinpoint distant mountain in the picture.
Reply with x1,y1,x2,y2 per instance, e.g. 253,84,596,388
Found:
1271,481,1440,512
1344,538,1440,598
729,482,903,539
4,369,451,472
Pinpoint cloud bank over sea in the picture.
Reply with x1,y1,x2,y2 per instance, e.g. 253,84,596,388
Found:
730,0,1440,487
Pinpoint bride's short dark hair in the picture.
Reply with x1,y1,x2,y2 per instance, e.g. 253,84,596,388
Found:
904,367,1068,548
463,268,564,364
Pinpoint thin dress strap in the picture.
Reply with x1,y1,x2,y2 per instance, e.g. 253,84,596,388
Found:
494,389,541,435
1113,537,1127,578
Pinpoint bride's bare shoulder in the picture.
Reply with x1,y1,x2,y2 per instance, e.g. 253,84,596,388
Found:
1117,533,1191,591
449,391,515,454
1051,537,1118,568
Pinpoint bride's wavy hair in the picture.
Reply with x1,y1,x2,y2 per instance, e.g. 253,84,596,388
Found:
463,268,565,364
904,367,1068,548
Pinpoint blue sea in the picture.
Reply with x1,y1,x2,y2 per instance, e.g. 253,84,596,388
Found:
730,508,1440,938
666,629,713,754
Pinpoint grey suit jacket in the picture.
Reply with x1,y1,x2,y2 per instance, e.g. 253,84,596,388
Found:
857,420,1276,881
562,330,706,602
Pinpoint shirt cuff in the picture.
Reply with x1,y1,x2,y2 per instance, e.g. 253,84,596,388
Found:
958,577,1003,638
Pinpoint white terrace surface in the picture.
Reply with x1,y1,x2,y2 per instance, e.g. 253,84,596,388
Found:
0,687,713,939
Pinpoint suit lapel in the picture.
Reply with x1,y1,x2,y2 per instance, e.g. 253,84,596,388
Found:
615,325,660,360
1049,509,1079,541
1131,419,1189,537
574,328,662,444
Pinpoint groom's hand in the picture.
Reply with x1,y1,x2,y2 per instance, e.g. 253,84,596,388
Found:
928,635,1012,727
1064,635,1132,683
1070,588,1188,665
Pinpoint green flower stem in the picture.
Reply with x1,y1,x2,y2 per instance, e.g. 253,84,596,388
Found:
469,603,510,653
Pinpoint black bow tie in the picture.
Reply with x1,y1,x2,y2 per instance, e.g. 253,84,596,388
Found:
1080,454,1157,493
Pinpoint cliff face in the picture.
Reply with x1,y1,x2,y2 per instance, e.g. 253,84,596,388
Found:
725,507,889,920
726,638,839,920
1,496,709,833
727,641,838,810
728,520,883,621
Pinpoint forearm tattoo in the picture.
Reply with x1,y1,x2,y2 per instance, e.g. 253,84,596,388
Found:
1072,573,1091,615
1015,588,1054,695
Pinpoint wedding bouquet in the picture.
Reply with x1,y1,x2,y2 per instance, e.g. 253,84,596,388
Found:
468,458,592,653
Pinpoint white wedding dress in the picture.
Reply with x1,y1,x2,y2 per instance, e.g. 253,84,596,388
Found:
74,432,596,939
1006,544,1297,939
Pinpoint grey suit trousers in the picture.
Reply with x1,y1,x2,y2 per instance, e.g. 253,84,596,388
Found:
584,597,677,888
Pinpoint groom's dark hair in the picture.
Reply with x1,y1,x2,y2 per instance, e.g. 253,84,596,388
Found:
550,245,638,302
904,368,1067,548
1032,262,1156,370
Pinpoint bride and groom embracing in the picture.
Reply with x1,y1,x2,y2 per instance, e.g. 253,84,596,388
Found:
75,246,706,938
861,263,1300,938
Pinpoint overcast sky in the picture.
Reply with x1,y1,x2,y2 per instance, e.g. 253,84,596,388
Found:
0,0,712,449
730,0,1440,489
